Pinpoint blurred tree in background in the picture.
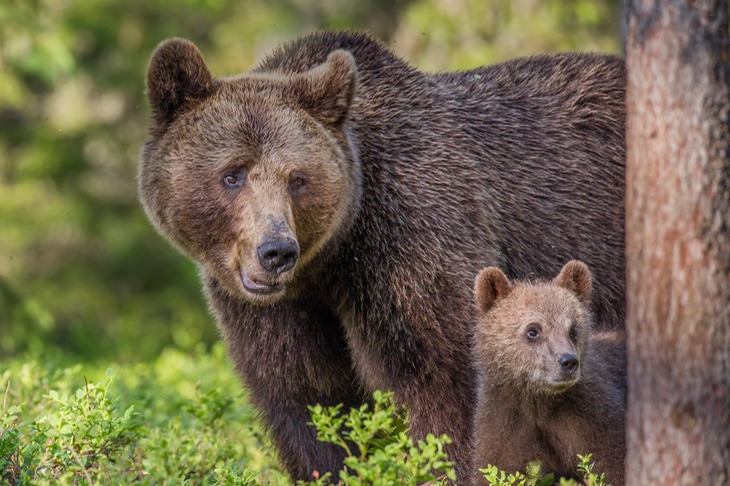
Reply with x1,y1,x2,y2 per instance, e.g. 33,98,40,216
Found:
0,0,622,363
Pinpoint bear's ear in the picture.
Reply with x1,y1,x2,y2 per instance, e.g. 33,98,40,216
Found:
145,38,214,129
553,260,593,307
290,50,357,127
474,267,512,314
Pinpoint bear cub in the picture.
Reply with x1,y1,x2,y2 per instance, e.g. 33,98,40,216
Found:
472,260,626,485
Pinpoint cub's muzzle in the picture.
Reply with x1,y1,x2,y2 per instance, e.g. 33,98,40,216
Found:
558,353,579,374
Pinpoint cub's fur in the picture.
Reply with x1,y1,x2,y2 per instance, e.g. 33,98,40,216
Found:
472,261,626,485
139,31,625,483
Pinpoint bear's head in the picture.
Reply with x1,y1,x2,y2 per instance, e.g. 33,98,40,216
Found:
473,260,594,394
139,39,360,305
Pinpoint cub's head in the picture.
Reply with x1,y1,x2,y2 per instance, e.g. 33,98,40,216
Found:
139,39,360,305
473,260,594,394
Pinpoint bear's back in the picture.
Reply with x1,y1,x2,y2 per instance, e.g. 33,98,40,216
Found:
256,32,626,331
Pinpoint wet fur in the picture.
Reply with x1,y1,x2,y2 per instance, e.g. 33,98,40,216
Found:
139,31,626,483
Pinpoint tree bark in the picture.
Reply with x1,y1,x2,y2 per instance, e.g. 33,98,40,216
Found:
625,1,730,484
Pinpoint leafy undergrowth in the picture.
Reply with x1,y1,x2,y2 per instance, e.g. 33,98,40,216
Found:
1,344,606,485
0,345,454,485
307,390,455,485
480,454,607,486
1,344,282,485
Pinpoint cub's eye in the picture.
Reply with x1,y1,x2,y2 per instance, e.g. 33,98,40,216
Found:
288,173,307,194
525,325,541,341
569,325,578,342
222,170,246,188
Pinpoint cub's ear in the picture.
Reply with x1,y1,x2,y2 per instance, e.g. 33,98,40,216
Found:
553,260,593,307
474,267,512,314
146,38,214,129
290,50,357,127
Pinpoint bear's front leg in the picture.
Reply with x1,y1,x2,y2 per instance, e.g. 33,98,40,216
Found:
401,354,475,486
208,286,364,481
343,296,477,485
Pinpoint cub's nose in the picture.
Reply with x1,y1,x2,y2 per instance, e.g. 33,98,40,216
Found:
558,353,579,373
257,238,299,275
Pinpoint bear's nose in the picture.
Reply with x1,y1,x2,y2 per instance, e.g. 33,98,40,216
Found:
558,353,579,373
257,238,299,275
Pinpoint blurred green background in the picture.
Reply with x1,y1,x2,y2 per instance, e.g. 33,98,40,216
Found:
0,0,622,364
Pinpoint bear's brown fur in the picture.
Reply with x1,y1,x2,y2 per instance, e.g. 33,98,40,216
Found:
138,31,625,483
472,261,626,485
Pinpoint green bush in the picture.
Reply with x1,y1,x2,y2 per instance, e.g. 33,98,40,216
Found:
1,347,456,485
1,371,140,484
0,345,283,485
308,390,455,485
480,454,607,486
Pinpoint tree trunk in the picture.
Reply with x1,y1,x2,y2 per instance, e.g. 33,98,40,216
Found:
625,1,730,484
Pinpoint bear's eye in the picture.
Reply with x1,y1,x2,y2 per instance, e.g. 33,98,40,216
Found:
288,173,307,195
569,325,578,342
525,325,541,341
222,170,246,188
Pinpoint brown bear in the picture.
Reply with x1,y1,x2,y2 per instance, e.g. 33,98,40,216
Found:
472,260,626,485
138,31,625,483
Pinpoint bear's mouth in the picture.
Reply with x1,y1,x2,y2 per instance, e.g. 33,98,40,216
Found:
545,375,580,393
548,381,576,393
241,274,284,295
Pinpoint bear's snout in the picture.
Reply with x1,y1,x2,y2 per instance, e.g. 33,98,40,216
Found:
558,353,579,374
257,237,300,276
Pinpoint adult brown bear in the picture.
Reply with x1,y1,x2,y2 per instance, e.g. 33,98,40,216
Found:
138,31,625,483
